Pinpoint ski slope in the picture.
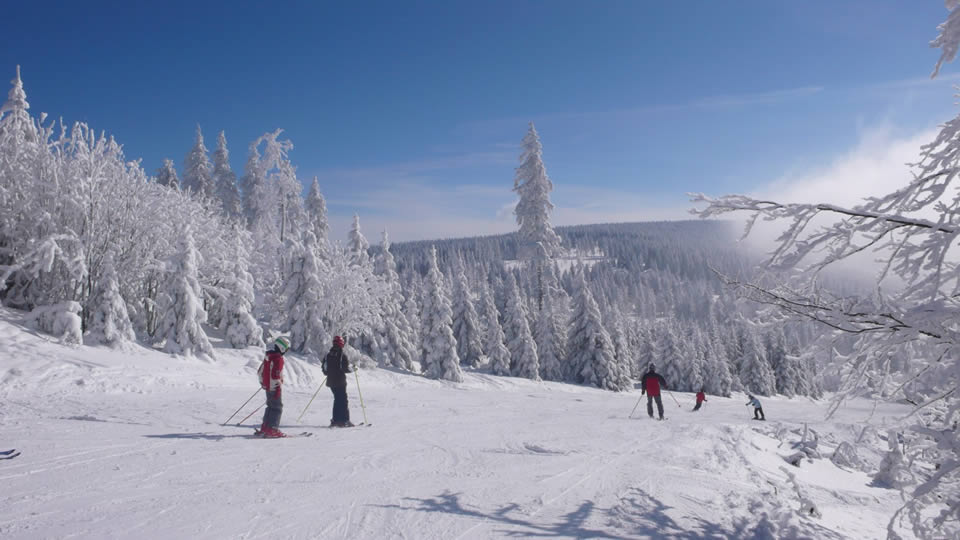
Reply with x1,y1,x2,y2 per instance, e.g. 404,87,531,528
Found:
0,307,911,539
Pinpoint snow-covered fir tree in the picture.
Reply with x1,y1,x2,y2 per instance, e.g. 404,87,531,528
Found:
419,246,463,382
212,131,240,217
479,281,511,376
403,286,422,360
86,253,135,347
535,288,565,381
566,271,628,391
655,321,685,392
536,263,569,380
738,326,776,396
768,327,801,397
347,214,370,266
0,66,33,140
182,126,215,199
513,122,562,261
503,273,540,380
155,159,180,190
219,234,262,349
372,230,417,371
702,330,734,396
282,231,328,354
305,176,330,257
634,323,657,379
450,255,484,367
240,141,265,228
156,228,214,358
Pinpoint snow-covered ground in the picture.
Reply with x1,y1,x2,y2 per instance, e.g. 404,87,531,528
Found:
0,307,910,539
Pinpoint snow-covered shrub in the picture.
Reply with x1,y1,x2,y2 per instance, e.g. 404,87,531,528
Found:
27,301,82,344
86,254,135,347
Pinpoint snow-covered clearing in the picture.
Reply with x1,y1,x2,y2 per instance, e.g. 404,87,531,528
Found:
0,308,907,539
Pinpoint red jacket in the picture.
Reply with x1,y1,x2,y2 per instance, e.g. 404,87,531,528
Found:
641,371,666,397
259,351,284,391
696,391,706,403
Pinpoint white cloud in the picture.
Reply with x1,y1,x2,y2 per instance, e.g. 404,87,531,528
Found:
730,124,941,280
752,125,937,205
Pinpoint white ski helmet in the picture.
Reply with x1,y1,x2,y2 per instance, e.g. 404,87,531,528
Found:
273,336,291,354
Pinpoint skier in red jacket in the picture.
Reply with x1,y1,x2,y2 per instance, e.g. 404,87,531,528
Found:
693,387,707,411
641,364,668,420
256,336,290,438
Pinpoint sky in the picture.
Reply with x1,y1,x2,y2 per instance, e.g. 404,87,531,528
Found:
1,1,958,242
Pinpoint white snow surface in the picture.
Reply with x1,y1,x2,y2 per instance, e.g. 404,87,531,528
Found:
0,307,910,539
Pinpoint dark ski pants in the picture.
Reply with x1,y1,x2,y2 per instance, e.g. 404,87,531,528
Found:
693,401,703,411
647,394,664,419
754,407,765,420
262,388,282,429
330,385,350,424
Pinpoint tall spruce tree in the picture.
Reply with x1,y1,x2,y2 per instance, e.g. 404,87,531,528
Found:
373,230,417,371
347,214,370,266
86,253,135,347
156,228,214,358
503,273,540,380
240,142,265,228
451,255,484,367
566,272,628,391
283,231,328,354
535,289,565,381
513,122,562,261
738,326,776,396
220,233,262,348
420,246,463,382
156,159,180,190
305,176,330,258
212,131,240,217
480,281,511,376
513,123,562,312
182,126,215,198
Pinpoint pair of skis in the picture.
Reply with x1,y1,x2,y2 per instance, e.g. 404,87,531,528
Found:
1,449,20,460
251,423,373,438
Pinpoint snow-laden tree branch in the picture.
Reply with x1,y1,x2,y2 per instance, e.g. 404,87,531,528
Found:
688,6,960,537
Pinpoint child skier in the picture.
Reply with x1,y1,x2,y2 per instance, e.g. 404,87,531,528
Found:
693,387,707,411
256,336,290,438
322,335,354,427
746,394,765,420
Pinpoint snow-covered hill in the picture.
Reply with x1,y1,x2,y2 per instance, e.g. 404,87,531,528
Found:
0,307,910,539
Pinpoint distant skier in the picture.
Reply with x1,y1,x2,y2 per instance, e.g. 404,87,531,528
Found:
746,394,765,420
256,336,290,438
322,335,354,427
693,387,707,411
641,364,668,420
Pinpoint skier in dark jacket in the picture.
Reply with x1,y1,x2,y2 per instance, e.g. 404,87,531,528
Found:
256,336,290,438
322,335,354,427
641,364,668,420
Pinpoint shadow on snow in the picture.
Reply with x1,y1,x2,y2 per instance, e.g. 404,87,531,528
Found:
372,487,846,539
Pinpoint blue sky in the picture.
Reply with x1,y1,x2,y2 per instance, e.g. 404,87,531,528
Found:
1,1,958,241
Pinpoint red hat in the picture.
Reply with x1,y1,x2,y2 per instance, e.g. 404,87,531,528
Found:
333,335,344,347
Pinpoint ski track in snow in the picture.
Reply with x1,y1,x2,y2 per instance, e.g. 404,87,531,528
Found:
0,308,912,539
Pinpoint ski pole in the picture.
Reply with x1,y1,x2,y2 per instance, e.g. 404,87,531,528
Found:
222,387,262,425
297,376,327,423
237,403,264,426
629,394,645,418
354,368,368,424
667,390,682,408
